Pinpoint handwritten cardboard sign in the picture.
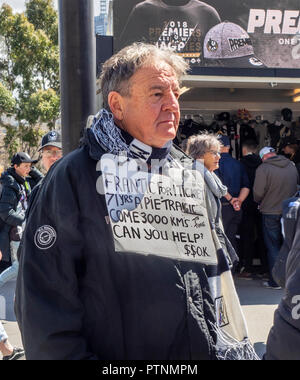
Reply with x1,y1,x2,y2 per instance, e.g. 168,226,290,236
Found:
100,154,217,265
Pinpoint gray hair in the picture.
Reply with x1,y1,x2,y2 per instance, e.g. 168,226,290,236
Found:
186,132,222,159
100,42,189,111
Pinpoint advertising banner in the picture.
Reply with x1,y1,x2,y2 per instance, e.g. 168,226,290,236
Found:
113,0,300,69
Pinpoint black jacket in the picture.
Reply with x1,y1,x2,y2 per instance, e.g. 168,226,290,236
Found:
0,167,42,261
15,129,218,360
240,153,262,209
265,196,300,360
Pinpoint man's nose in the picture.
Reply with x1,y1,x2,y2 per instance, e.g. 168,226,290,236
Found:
162,92,179,112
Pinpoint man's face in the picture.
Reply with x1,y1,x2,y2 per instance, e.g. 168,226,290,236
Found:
42,146,62,171
283,145,293,155
110,62,181,148
14,163,32,178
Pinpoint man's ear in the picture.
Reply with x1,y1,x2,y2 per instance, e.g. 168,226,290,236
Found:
108,91,124,121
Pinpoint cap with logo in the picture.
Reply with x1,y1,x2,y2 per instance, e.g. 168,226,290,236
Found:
259,147,275,159
204,21,266,68
11,152,38,166
38,131,62,151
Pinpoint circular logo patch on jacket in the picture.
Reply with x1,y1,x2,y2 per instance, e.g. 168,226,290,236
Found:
34,225,57,250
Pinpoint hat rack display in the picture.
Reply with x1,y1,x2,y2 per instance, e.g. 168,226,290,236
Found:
175,108,300,160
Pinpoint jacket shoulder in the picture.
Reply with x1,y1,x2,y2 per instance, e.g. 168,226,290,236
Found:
170,144,192,163
0,173,19,193
50,145,94,174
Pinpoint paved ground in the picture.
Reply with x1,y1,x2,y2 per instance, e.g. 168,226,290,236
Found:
0,280,24,360
234,276,284,359
0,277,284,360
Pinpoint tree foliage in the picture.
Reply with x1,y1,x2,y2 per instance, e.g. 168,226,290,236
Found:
0,82,15,115
25,0,58,45
0,0,60,161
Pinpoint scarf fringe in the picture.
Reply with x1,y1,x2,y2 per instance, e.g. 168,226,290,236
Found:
210,322,260,360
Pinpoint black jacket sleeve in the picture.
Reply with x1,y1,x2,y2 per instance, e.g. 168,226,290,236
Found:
0,185,25,227
265,199,300,360
15,159,97,360
27,167,44,190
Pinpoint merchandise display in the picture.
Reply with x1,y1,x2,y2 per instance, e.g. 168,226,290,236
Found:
175,108,300,160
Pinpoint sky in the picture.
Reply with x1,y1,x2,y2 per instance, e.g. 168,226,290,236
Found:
0,0,100,15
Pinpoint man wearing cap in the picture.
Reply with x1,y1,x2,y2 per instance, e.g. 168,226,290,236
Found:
0,152,42,287
253,147,299,289
215,135,250,261
38,131,62,172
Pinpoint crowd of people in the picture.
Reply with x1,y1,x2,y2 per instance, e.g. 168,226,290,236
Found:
184,134,299,290
0,42,299,360
0,131,62,359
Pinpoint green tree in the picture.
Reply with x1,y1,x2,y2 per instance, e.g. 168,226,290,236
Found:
25,0,58,45
0,82,15,115
0,0,60,161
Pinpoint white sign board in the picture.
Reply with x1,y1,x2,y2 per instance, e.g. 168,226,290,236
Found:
100,154,217,265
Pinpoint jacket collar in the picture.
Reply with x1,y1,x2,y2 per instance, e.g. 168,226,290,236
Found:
6,167,25,185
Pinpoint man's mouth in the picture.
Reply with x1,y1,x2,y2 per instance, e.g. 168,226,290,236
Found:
160,120,174,125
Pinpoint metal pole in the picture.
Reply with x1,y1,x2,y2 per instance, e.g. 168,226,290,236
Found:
58,0,96,155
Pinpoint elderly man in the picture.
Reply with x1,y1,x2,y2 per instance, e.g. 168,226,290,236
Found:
253,147,298,289
38,131,62,172
15,43,256,360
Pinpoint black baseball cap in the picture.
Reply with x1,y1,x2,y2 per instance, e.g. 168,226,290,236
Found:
38,130,62,151
11,152,38,166
281,136,298,147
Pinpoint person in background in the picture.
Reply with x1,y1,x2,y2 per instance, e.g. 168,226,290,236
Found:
0,153,42,288
264,195,300,360
0,250,25,361
38,131,62,172
253,147,298,289
0,320,24,361
280,136,300,179
215,135,250,264
185,133,239,265
15,132,62,263
238,140,268,279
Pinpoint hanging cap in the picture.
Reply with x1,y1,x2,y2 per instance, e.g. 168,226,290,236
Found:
204,22,266,68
